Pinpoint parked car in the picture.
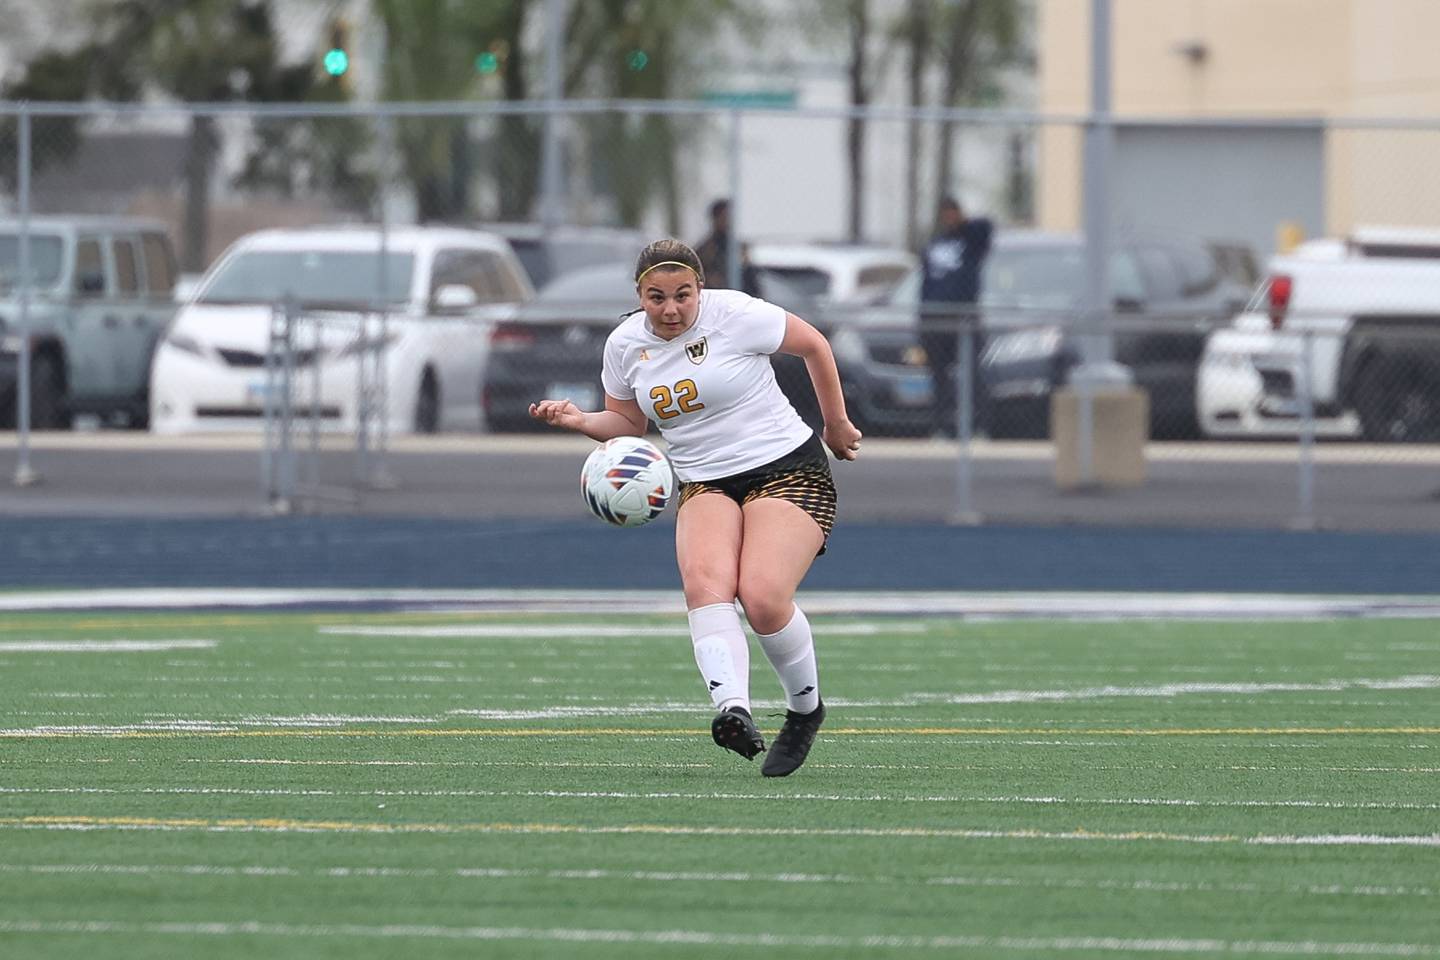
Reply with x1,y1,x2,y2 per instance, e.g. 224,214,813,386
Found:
977,231,1252,439
748,242,931,435
1198,229,1440,441
481,258,932,436
747,243,916,304
1,216,178,429
483,222,647,290
149,225,532,435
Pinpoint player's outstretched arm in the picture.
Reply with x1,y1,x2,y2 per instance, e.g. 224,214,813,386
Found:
777,313,862,461
529,394,647,442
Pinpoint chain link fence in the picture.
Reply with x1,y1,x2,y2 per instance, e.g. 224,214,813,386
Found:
2,100,1440,529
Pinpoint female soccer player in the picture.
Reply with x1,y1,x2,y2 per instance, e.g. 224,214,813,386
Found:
529,238,861,777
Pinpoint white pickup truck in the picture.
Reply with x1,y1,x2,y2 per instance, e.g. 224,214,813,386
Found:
1197,229,1440,441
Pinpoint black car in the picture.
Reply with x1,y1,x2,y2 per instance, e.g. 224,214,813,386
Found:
976,232,1252,439
760,268,933,437
481,222,647,291
481,263,932,435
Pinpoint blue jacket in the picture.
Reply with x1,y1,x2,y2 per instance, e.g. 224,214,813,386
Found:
921,217,993,307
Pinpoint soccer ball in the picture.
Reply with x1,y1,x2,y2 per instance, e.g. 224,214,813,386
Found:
580,436,674,527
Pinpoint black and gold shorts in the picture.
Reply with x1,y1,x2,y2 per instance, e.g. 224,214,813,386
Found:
677,434,837,550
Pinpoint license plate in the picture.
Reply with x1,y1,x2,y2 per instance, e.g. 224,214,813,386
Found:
893,375,933,407
548,381,599,410
246,380,278,403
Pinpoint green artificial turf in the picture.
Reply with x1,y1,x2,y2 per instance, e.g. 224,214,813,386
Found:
0,608,1436,958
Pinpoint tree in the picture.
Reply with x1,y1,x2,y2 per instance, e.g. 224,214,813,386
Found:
845,0,872,243
806,0,1029,244
78,0,364,270
561,0,749,232
932,0,1028,220
373,0,538,223
0,45,105,195
902,0,930,250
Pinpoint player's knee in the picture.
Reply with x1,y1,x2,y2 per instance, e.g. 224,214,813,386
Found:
737,579,793,635
681,563,737,608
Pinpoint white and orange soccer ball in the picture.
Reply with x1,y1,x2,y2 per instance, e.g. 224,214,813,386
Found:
580,436,674,527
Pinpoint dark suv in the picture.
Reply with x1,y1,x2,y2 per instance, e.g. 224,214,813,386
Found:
977,232,1253,439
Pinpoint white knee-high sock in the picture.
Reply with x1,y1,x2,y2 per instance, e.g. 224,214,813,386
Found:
688,603,750,713
755,605,820,714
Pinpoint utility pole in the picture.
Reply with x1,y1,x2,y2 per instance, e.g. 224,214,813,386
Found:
539,0,568,228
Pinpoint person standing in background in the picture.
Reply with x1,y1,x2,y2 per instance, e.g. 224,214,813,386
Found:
696,198,760,295
920,196,993,437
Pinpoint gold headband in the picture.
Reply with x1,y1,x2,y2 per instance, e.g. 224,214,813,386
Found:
636,261,700,285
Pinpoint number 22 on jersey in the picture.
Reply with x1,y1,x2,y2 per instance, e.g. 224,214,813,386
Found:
650,379,704,420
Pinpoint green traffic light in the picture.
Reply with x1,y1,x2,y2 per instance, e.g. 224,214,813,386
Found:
323,47,349,77
627,50,648,71
476,51,499,74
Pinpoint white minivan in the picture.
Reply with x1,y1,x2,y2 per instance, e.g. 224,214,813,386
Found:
149,225,532,435
1197,229,1440,440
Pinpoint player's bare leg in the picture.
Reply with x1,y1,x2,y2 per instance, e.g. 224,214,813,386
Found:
737,498,827,776
676,492,764,759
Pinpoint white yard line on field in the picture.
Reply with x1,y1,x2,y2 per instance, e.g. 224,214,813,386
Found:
3,786,1436,811
0,862,1432,900
3,816,1438,849
3,674,1437,735
78,757,1427,774
4,588,1440,621
0,640,217,653
0,920,1434,955
317,623,926,637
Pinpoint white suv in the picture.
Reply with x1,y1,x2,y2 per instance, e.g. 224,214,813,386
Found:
149,225,532,435
1197,229,1440,440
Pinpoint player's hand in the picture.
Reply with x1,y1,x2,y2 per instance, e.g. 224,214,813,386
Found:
528,398,586,432
823,418,862,461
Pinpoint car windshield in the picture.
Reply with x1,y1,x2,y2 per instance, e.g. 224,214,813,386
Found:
506,240,552,290
980,245,1144,311
538,267,636,305
197,249,415,307
0,233,65,293
753,266,830,300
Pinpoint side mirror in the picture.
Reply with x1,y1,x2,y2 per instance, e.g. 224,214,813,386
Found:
77,271,106,296
433,284,479,312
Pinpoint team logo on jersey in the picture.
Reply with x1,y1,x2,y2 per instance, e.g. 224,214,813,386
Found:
684,336,708,365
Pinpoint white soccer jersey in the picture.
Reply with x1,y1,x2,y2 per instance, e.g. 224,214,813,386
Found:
601,289,814,481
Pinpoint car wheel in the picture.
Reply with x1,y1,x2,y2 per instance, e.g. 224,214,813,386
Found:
1356,366,1440,443
29,354,69,430
414,372,440,434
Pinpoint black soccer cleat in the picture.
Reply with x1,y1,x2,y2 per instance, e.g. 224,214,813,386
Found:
711,706,766,760
761,700,826,778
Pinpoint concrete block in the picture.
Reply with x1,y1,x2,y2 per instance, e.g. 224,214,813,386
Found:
1051,386,1149,489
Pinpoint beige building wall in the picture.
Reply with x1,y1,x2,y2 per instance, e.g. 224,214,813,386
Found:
1036,0,1440,243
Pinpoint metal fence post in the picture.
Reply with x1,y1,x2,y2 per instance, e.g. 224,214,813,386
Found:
951,320,980,524
13,102,38,488
369,112,397,491
261,301,279,505
727,109,743,291
1293,326,1317,530
308,310,322,495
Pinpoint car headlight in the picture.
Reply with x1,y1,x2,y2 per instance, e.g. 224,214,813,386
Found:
336,332,399,358
830,327,867,365
164,332,208,357
982,327,1063,365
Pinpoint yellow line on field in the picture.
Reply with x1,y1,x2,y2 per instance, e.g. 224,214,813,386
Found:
0,814,1242,844
4,726,1438,740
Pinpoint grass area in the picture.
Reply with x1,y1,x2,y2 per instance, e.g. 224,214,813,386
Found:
0,607,1437,959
